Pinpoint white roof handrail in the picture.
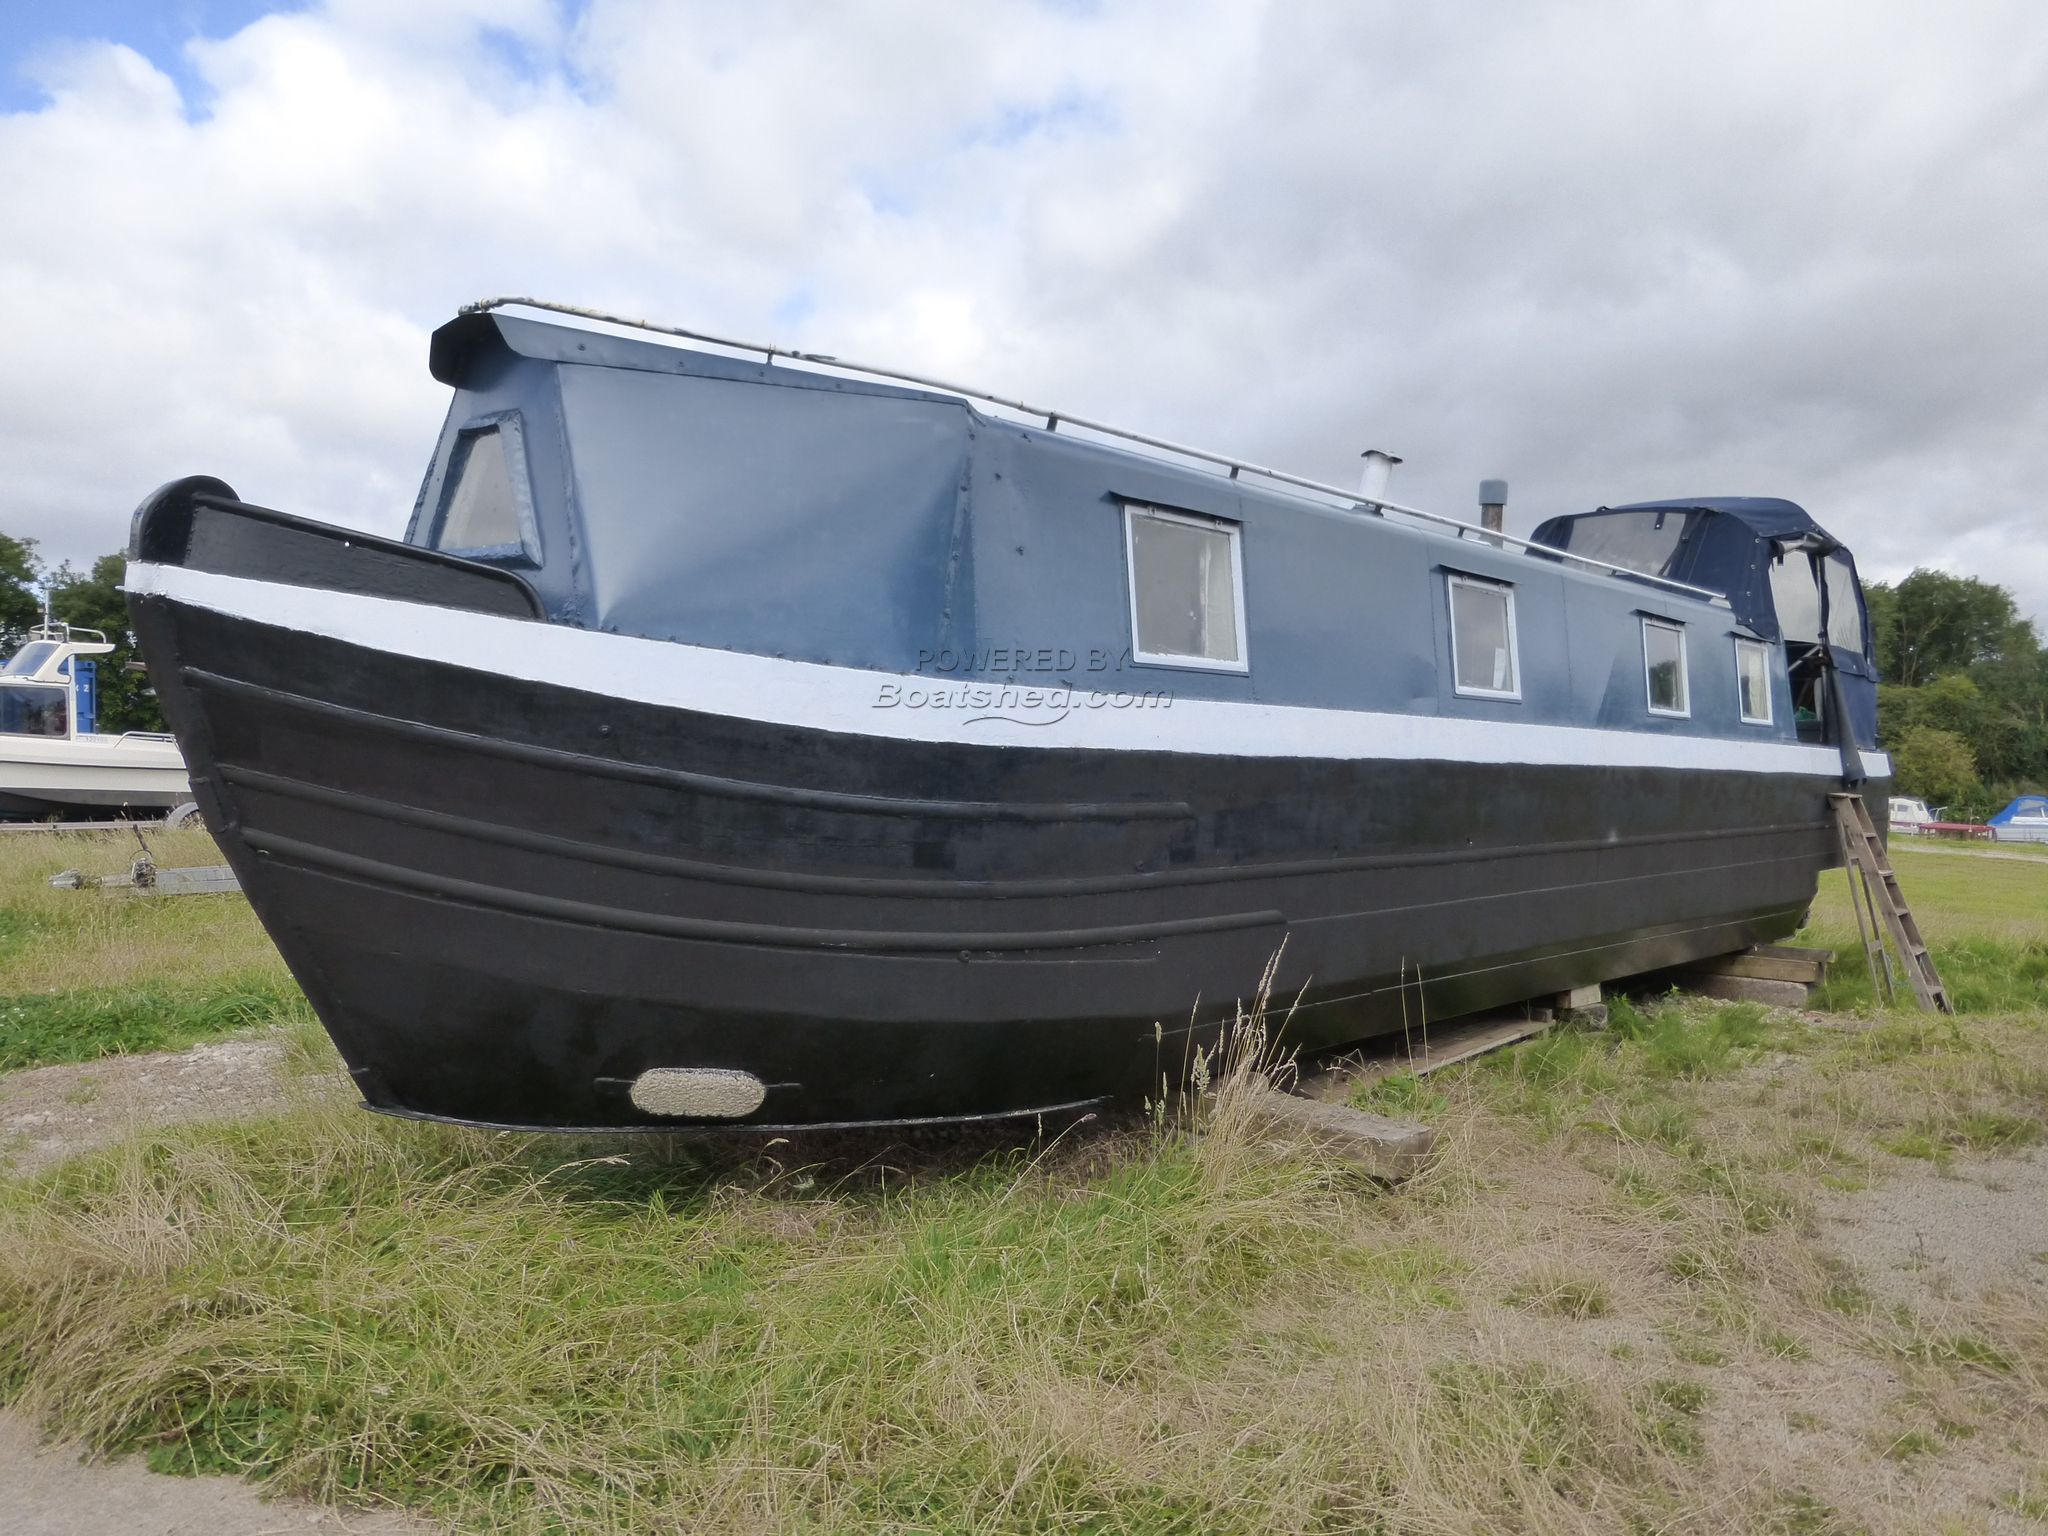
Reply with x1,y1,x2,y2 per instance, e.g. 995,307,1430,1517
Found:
460,295,1730,607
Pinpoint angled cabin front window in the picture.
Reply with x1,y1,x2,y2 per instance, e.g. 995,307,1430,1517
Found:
1643,618,1690,717
434,416,538,564
1447,574,1520,699
0,682,68,737
1124,504,1248,670
1736,637,1773,724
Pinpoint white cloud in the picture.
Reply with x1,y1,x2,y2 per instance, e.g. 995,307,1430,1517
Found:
2,0,2044,625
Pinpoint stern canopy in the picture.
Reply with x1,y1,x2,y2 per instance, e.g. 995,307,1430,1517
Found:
1532,498,1878,750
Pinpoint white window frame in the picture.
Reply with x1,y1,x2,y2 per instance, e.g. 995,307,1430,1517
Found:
1122,503,1250,673
1446,573,1522,701
1642,617,1691,718
1734,636,1774,725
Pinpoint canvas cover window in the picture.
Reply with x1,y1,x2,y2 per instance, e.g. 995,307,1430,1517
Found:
1125,506,1246,668
1768,549,1822,644
1824,554,1865,653
1449,576,1519,698
435,426,525,555
1546,509,1690,578
1736,638,1773,724
1644,619,1689,715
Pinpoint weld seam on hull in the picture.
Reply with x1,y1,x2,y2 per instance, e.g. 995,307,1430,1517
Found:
243,829,1285,952
186,668,1193,823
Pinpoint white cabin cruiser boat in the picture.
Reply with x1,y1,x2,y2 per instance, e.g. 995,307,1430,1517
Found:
1989,795,2048,845
0,624,190,818
1888,796,1935,834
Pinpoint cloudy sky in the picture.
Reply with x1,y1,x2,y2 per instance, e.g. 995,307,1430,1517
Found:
3,0,2045,622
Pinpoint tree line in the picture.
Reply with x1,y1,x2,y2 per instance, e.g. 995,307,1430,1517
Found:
1867,570,2047,819
4,529,2045,818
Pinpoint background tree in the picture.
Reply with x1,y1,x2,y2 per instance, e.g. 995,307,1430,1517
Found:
1891,725,1978,808
43,554,166,733
0,533,39,652
1869,566,2046,816
1868,568,2027,686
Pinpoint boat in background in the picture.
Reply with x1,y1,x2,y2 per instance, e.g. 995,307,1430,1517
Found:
0,624,189,819
1990,794,2048,844
125,298,1889,1132
1888,796,1935,834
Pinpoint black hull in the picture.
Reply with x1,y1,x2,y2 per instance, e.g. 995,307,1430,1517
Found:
128,600,1872,1132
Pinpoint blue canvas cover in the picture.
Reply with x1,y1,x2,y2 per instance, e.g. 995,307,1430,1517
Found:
1989,795,2048,826
1530,498,1879,751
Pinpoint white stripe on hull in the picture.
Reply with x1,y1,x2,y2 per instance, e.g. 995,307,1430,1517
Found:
128,562,1890,781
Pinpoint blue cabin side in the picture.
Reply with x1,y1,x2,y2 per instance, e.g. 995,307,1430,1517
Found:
407,312,1869,755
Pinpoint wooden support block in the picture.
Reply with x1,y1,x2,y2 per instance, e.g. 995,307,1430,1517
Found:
1298,1009,1558,1103
1669,972,1812,1008
1553,983,1608,1029
1687,946,1830,985
1241,1083,1437,1181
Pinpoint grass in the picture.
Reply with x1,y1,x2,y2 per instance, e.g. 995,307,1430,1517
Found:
0,1044,1706,1533
0,827,303,1069
1,826,2047,1530
1800,841,2048,1013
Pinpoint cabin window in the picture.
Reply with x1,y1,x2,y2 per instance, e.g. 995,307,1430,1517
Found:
0,641,59,678
1643,619,1690,716
1736,637,1773,724
1447,575,1520,699
433,417,537,563
0,682,68,737
1124,504,1247,670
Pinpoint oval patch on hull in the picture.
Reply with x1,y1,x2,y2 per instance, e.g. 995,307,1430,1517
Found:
629,1068,768,1119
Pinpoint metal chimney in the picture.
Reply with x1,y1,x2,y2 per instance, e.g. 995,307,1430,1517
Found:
1359,449,1402,508
1478,478,1508,537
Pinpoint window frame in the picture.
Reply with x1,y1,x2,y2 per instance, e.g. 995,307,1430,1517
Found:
1121,502,1251,674
430,411,542,566
1641,616,1691,718
1446,572,1523,702
1734,635,1774,725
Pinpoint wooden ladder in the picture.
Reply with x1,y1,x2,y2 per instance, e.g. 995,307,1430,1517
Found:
1829,792,1951,1013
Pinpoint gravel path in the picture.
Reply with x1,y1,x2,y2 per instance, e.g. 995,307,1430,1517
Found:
0,1037,293,1175
1820,1146,2048,1308
0,1410,431,1536
1892,840,2048,866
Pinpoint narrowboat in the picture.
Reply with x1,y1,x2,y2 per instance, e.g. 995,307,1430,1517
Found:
0,623,189,818
124,299,1889,1130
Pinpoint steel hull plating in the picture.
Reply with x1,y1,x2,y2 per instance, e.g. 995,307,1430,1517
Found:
129,587,1868,1130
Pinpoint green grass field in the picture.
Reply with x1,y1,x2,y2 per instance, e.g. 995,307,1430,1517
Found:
0,827,303,1071
0,826,2045,1533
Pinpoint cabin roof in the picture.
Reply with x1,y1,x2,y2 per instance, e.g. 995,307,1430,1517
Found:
427,311,961,409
